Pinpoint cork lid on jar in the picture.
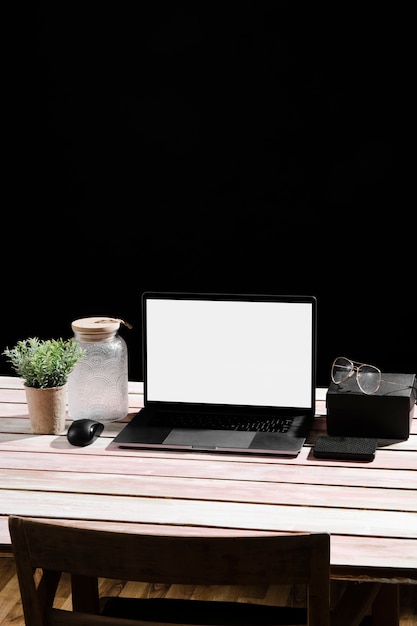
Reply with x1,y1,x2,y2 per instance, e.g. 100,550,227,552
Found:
71,317,132,342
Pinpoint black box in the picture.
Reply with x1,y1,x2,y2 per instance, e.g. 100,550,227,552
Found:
326,373,416,440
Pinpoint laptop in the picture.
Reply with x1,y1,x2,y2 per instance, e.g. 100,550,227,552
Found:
111,292,317,456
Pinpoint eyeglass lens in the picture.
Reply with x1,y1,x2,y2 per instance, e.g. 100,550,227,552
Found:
332,358,381,394
332,357,353,384
356,365,381,394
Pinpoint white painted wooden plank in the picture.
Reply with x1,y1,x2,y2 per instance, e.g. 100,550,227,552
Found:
1,490,416,539
1,468,415,512
0,435,417,472
0,376,144,395
0,417,131,433
0,448,416,486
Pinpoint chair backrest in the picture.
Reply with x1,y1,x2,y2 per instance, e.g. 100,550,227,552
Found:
9,515,331,626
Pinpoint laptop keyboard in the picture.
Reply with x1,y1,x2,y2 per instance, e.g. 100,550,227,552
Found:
150,411,294,433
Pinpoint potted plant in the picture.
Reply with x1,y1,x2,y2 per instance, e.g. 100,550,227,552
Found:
2,337,85,434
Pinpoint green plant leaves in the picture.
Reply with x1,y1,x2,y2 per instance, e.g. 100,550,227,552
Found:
2,337,85,388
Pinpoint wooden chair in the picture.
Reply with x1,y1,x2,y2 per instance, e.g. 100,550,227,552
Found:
9,515,331,626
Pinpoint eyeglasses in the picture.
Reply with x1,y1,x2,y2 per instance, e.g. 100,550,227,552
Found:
331,356,412,395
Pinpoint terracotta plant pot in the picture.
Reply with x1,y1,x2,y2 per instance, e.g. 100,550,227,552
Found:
24,384,68,435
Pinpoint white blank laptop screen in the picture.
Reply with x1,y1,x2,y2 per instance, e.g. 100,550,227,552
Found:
145,298,313,409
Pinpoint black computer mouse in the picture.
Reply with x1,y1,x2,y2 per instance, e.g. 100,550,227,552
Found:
67,419,104,447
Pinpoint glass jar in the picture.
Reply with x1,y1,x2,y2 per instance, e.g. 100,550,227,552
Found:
67,317,129,422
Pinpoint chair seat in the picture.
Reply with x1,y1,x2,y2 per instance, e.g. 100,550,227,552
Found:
101,597,308,625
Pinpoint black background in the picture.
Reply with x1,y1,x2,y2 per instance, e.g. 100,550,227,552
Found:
2,4,415,386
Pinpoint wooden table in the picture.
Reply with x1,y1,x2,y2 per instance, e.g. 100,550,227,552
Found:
0,375,416,624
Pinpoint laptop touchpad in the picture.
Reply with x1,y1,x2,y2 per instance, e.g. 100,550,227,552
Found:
164,429,255,449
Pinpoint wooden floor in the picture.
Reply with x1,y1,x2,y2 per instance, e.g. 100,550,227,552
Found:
1,556,416,625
